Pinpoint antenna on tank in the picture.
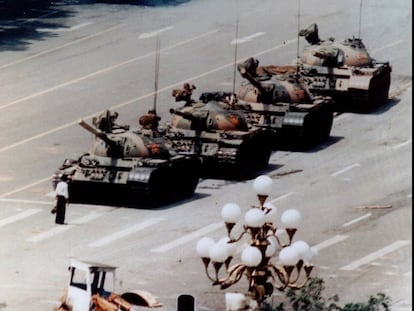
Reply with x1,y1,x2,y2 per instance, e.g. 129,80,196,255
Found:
358,0,363,38
232,15,239,95
153,35,160,114
296,0,301,75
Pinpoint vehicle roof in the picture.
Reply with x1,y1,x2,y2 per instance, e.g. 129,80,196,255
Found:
69,259,117,272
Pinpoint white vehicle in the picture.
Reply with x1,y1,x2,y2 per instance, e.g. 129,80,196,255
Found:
55,259,161,311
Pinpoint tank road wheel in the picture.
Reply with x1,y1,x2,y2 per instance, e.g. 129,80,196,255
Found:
175,158,201,198
147,167,171,207
254,133,273,170
376,71,391,107
279,112,302,148
147,159,200,206
234,133,272,179
298,107,333,149
351,71,391,113
232,140,257,180
313,107,334,143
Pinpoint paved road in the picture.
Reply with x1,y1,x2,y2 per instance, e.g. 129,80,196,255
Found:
0,0,411,310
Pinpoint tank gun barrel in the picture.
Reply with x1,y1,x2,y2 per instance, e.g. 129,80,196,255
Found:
169,108,198,122
237,61,271,96
78,119,117,148
169,108,207,131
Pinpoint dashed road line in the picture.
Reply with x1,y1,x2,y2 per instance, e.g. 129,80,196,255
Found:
0,28,218,112
231,32,265,44
27,223,72,243
89,217,164,247
151,222,223,253
38,22,93,32
0,198,52,205
0,177,51,199
340,240,411,271
0,209,42,229
27,211,107,243
342,213,372,227
312,235,349,252
269,192,295,204
0,24,124,70
139,26,174,39
0,30,292,159
331,163,361,177
392,139,412,150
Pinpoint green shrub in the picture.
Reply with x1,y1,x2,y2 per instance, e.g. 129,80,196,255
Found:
262,277,391,311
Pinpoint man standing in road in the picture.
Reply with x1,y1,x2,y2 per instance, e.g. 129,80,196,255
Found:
55,174,69,225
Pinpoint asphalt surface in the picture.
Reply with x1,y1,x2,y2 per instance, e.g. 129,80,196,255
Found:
0,0,412,310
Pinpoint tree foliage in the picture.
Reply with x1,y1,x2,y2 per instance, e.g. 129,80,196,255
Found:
261,277,391,311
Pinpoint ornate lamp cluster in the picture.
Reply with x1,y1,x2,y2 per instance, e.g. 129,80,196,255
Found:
196,175,317,309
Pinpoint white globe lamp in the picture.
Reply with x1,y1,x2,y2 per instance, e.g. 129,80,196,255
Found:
241,246,262,267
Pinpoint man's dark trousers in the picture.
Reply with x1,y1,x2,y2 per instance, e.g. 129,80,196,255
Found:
55,195,66,224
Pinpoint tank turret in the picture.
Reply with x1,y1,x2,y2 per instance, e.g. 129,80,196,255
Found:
52,111,201,207
237,57,312,104
299,23,373,67
78,119,168,159
166,96,272,179
297,23,392,111
235,57,334,149
169,102,249,132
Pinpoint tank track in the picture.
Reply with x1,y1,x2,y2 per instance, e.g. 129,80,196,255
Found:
349,70,391,112
57,157,200,208
280,106,333,149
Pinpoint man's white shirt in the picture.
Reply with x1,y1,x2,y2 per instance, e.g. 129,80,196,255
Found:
55,181,69,199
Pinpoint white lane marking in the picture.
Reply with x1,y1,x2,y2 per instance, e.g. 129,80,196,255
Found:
0,209,42,228
312,235,349,252
0,28,218,113
231,32,265,44
0,177,51,199
27,212,106,243
89,218,164,247
139,26,174,39
342,213,372,227
38,22,93,32
28,224,71,242
151,222,223,253
331,163,361,177
392,139,412,150
340,240,411,271
72,211,110,224
269,192,295,204
65,22,93,31
0,198,52,205
0,24,124,70
371,40,404,54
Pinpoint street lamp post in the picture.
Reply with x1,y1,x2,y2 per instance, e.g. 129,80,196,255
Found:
196,175,317,310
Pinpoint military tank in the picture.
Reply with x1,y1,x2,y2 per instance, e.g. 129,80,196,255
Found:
166,92,273,179
235,57,334,149
52,110,201,207
297,23,392,112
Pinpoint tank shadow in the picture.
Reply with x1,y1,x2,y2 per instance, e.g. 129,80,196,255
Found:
333,97,400,114
68,190,209,209
273,135,343,153
369,98,401,115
